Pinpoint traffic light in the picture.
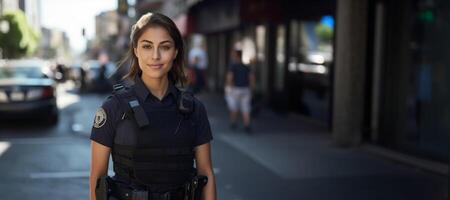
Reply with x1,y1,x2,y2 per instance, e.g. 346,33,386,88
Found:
118,0,129,15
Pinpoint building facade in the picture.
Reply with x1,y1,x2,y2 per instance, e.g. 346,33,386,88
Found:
363,0,449,162
37,27,70,59
132,0,449,163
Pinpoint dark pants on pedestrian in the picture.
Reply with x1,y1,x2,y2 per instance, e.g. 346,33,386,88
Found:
194,68,206,93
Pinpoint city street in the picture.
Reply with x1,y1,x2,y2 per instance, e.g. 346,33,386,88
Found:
0,82,447,200
0,0,449,199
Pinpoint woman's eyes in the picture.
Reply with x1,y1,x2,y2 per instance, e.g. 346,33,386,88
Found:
142,45,152,49
141,45,171,50
160,46,171,51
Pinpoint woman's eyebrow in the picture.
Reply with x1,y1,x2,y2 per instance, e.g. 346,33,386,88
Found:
140,40,152,44
160,40,173,44
140,40,173,44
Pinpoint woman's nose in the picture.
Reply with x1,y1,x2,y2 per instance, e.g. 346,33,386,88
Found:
152,48,160,60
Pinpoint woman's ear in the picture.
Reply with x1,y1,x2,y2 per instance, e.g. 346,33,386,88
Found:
174,50,178,59
134,47,138,58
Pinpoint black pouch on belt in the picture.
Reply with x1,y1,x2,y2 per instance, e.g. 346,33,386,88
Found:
95,175,111,200
189,175,208,200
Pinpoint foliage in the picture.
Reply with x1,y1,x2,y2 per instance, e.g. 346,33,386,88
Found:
0,10,41,58
315,23,333,44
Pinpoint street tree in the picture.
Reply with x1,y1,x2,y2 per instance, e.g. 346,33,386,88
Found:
0,10,40,59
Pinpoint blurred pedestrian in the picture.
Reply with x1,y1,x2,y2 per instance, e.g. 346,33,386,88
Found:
225,49,256,133
96,63,111,93
186,56,198,92
80,64,87,93
89,12,216,200
98,63,107,82
55,63,66,83
188,38,208,93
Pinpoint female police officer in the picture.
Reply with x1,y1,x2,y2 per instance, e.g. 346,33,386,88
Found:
89,13,216,200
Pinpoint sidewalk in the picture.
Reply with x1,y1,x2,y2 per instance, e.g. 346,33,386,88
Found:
196,92,448,199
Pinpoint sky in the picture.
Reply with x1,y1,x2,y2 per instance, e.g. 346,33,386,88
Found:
40,0,117,54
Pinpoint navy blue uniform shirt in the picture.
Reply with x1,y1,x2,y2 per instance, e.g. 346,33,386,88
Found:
90,76,213,148
228,62,251,87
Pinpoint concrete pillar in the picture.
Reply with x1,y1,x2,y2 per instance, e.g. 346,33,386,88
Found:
333,0,368,146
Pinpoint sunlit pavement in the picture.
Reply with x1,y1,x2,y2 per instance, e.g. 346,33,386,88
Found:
0,82,447,200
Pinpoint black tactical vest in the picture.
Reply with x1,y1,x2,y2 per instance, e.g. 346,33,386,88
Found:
111,85,197,188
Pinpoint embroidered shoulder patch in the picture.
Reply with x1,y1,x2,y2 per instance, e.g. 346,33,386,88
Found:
93,108,107,128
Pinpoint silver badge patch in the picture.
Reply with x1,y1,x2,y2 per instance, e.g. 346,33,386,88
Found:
93,108,107,128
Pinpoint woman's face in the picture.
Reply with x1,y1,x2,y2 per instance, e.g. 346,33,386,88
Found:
134,26,178,82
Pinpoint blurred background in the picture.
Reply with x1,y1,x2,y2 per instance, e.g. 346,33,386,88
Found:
0,0,448,199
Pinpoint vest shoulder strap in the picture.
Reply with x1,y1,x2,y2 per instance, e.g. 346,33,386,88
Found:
112,86,150,128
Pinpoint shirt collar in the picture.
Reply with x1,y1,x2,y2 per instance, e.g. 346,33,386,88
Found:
134,76,178,102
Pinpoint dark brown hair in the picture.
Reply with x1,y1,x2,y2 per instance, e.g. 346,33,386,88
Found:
119,12,187,86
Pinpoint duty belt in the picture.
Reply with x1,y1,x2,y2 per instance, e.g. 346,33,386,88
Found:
110,181,185,200
102,175,208,200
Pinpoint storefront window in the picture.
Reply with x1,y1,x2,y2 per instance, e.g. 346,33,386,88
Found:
286,16,334,122
409,0,449,161
381,0,449,161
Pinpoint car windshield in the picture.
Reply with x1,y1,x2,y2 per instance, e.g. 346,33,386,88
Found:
0,67,46,79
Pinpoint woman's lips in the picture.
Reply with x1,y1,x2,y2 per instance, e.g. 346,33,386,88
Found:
147,64,163,69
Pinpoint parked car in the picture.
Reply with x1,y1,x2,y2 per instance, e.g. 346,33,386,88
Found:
0,59,58,125
82,60,116,92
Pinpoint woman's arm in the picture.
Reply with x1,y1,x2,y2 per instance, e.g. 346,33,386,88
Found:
89,141,111,200
195,143,217,200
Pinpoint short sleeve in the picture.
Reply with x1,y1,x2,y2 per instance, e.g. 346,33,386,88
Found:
193,100,213,146
90,96,120,148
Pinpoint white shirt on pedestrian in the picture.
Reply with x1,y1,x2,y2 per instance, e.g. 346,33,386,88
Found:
188,47,208,70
